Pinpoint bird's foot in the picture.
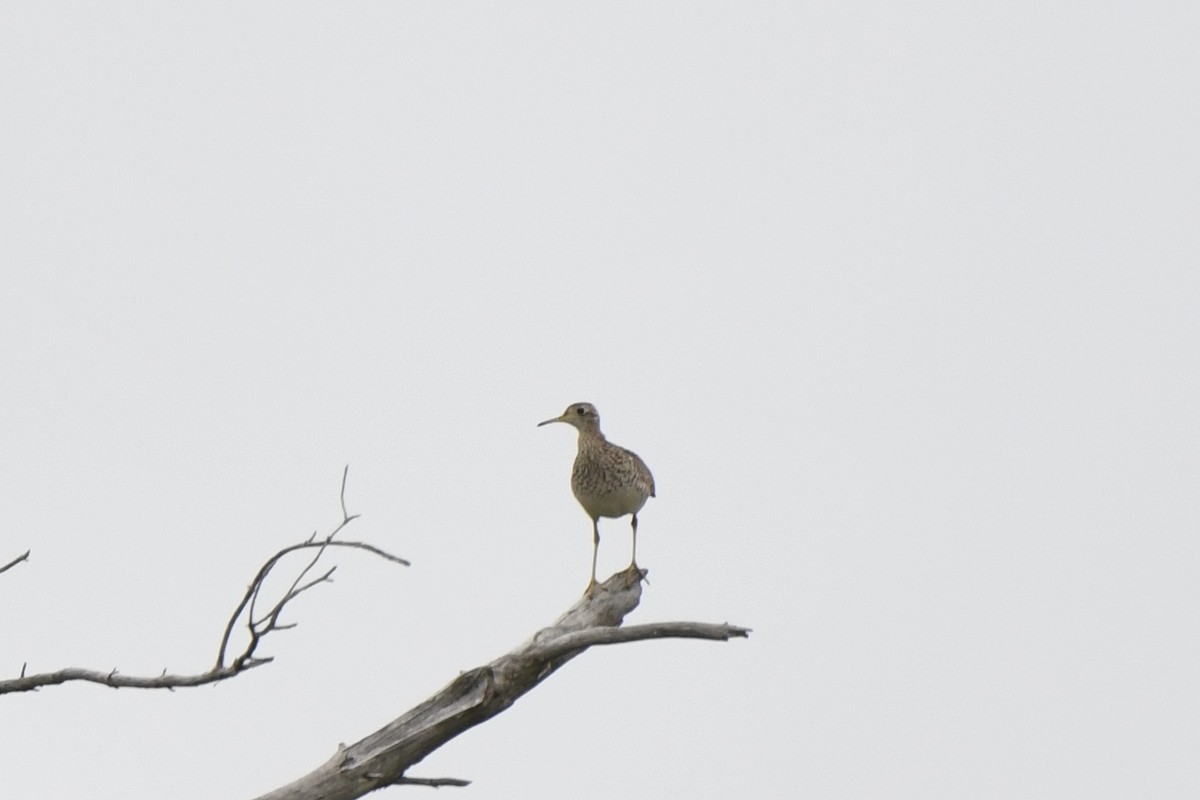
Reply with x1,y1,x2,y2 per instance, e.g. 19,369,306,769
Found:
624,562,649,584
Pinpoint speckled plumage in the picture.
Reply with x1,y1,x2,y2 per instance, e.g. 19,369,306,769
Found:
538,402,655,586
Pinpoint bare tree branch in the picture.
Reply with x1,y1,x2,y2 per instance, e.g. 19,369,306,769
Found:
1,468,407,696
4,465,750,797
1,549,31,575
0,662,272,693
528,620,751,661
390,777,471,789
252,567,750,800
216,538,407,672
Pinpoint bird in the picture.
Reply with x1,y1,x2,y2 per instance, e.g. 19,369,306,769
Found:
538,402,656,588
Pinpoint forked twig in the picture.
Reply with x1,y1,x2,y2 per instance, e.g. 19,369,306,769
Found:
1,467,407,696
216,467,408,670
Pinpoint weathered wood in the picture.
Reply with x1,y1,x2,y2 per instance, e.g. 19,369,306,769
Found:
252,567,749,799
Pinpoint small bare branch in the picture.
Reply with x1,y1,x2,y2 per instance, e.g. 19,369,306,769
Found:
528,621,751,661
393,776,471,788
253,566,337,630
216,539,407,671
214,470,406,673
222,467,402,671
1,550,31,575
2,470,407,696
339,464,352,521
0,660,270,693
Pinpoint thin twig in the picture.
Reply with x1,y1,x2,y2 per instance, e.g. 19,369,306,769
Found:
216,539,408,670
248,467,356,636
250,467,359,627
255,566,337,630
393,776,472,788
0,550,31,575
339,464,352,521
216,467,407,669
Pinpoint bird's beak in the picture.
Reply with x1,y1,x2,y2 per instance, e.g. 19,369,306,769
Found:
537,415,564,427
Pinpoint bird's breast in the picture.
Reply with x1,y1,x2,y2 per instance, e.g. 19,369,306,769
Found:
572,483,650,518
570,452,652,519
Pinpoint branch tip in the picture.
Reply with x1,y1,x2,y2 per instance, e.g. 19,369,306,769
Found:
395,776,472,789
0,549,31,575
339,464,352,522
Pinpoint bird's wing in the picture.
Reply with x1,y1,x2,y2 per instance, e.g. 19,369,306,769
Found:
624,447,656,497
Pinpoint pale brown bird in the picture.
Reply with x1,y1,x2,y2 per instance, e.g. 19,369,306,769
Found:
538,402,656,587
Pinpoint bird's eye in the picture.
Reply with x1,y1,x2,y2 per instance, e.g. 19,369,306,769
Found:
575,407,585,415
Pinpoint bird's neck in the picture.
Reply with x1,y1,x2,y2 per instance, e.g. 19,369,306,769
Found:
577,428,607,446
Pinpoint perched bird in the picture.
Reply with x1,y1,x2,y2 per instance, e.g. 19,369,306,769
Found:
538,402,656,587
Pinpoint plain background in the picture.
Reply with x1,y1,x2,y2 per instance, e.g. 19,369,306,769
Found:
2,3,1197,798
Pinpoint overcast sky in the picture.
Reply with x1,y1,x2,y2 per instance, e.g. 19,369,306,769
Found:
1,3,1197,799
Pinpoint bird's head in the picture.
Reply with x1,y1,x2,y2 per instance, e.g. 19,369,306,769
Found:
538,402,601,433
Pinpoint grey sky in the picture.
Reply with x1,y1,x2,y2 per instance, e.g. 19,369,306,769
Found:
1,3,1197,798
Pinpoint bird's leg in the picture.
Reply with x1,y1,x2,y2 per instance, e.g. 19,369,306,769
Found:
588,518,600,590
629,513,639,568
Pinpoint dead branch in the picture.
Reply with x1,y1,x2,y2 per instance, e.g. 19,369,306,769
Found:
391,777,472,788
1,467,407,696
1,549,31,576
251,566,750,800
215,538,408,672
